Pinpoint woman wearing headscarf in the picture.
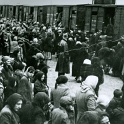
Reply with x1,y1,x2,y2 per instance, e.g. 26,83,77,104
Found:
0,93,23,124
1,56,14,87
19,92,50,124
4,77,17,101
17,66,35,103
50,75,70,108
34,71,49,96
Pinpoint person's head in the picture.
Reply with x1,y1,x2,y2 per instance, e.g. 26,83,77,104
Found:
63,32,68,40
26,66,35,78
58,29,62,35
60,96,74,112
0,82,4,96
91,57,100,66
55,75,68,89
6,93,23,112
35,71,45,82
114,89,123,99
82,75,98,90
36,52,44,61
2,56,12,66
33,92,50,111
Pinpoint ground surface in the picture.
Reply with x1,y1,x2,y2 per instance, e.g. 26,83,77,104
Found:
47,55,123,100
0,55,123,100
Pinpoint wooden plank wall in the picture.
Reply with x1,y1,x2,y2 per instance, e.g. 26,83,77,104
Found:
62,6,69,28
97,7,104,31
84,7,92,32
76,5,86,30
114,7,124,39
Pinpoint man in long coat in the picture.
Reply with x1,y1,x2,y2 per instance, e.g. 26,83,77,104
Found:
55,32,70,76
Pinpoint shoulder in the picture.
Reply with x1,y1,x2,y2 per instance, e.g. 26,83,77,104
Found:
0,105,12,116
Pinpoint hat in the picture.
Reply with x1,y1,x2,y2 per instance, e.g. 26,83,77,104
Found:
96,95,110,107
43,26,46,30
83,59,91,65
60,96,72,105
83,75,98,89
36,53,44,59
76,41,82,45
56,75,68,84
101,116,110,123
33,38,38,43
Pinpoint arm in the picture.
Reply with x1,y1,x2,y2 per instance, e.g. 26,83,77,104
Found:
87,95,96,111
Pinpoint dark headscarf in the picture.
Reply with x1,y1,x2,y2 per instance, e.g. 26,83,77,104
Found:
6,93,23,110
32,92,49,108
35,71,44,81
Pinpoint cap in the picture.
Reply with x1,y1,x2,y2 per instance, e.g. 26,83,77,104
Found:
36,53,44,59
83,59,91,65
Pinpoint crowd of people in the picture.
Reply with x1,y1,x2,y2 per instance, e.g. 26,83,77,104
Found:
0,17,124,124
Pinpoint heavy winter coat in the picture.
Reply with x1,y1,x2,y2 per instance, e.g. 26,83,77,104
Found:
51,107,70,124
72,44,88,77
19,92,49,124
55,39,70,74
0,105,20,124
17,75,33,103
0,93,23,124
34,79,48,96
75,84,97,122
51,84,70,108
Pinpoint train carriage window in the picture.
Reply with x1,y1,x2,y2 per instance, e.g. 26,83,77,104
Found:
30,7,34,15
0,6,3,14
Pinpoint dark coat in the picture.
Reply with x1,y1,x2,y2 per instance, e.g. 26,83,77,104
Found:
0,105,20,124
72,44,88,77
0,93,23,124
110,107,124,124
4,77,17,101
17,75,33,103
1,65,13,87
43,33,53,52
55,39,70,74
76,111,100,124
19,92,49,124
34,79,48,96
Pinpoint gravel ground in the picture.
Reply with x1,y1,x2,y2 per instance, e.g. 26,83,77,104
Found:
47,55,123,100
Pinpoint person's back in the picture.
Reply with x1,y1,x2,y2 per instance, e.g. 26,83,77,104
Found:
75,75,98,121
20,92,49,124
51,107,70,124
76,86,96,117
76,111,100,124
51,84,70,108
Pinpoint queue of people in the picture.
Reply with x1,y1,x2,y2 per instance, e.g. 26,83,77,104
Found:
0,17,124,124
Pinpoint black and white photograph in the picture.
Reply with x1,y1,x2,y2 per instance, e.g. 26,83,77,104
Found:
0,0,124,124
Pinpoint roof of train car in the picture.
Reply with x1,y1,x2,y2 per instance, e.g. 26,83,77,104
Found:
0,0,92,6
